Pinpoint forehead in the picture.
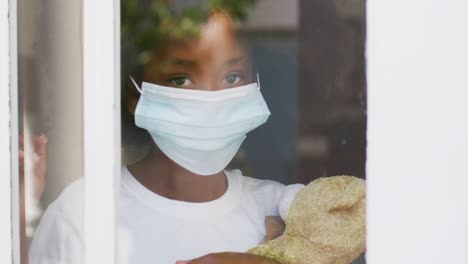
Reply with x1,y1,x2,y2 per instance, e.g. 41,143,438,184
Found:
156,12,247,64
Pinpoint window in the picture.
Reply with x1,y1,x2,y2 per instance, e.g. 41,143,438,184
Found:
3,0,467,264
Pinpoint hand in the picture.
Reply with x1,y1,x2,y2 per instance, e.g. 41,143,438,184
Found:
19,133,48,200
176,252,280,264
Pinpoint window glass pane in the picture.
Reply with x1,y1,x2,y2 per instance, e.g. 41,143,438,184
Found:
18,1,84,263
298,0,367,182
17,0,367,263
121,0,366,264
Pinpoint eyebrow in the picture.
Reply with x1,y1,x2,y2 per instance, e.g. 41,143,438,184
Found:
168,58,196,67
224,56,246,66
165,56,246,67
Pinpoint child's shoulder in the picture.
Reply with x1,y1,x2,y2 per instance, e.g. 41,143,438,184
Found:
43,177,85,227
226,169,286,216
229,169,286,193
29,177,85,262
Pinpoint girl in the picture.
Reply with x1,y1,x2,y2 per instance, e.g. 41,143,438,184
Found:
29,10,300,264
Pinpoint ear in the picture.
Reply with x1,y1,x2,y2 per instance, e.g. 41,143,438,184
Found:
328,178,365,212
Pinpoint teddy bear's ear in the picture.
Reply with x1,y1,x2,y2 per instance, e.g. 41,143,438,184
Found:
328,178,365,212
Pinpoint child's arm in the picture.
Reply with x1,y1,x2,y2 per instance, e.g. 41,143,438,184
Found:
176,252,281,264
263,216,285,242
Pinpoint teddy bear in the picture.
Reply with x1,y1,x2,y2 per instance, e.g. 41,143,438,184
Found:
248,175,366,264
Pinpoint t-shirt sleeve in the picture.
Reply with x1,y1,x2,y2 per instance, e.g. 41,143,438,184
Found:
242,176,287,217
29,179,84,264
29,203,84,264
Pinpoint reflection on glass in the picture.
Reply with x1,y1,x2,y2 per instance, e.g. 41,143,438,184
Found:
17,0,83,263
23,0,366,264
120,0,366,263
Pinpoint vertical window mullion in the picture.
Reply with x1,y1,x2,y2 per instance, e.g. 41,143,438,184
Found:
1,0,20,263
82,0,120,263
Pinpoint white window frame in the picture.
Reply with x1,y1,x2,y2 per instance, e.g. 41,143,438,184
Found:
0,0,120,264
1,0,19,263
2,0,467,263
1,0,121,263
366,0,468,263
82,0,120,263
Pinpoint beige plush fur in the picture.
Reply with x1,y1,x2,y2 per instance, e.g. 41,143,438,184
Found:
249,176,366,264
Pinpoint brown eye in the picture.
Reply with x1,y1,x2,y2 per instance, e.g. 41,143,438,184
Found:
225,75,237,84
223,73,244,86
169,76,193,87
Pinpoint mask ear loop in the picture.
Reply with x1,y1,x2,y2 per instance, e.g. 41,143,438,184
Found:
129,75,142,94
256,72,261,89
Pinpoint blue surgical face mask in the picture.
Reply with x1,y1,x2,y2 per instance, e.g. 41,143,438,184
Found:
131,75,271,176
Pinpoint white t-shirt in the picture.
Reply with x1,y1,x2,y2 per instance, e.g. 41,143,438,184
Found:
29,167,286,264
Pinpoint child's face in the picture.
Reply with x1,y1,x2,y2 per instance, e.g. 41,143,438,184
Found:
144,12,254,91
